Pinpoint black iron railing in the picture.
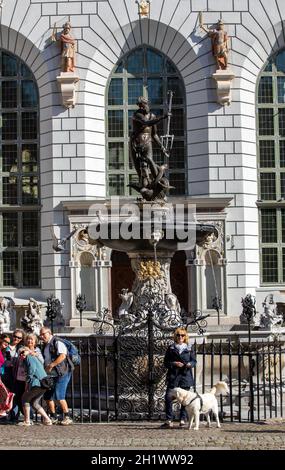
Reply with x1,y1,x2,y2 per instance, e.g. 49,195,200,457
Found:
59,335,285,424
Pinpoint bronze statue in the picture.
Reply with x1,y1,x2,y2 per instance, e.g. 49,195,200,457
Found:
129,96,173,201
199,13,229,70
52,22,76,73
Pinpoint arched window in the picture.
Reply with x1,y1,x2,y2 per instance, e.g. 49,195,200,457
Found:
106,46,187,196
0,51,40,288
257,50,285,284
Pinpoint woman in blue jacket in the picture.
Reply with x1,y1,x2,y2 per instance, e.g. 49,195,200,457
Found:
161,327,196,428
18,348,52,426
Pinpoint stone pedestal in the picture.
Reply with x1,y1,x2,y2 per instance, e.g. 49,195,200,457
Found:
57,72,79,108
212,69,235,106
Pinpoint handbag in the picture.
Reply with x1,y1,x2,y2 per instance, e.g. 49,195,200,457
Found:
40,376,55,390
0,378,14,415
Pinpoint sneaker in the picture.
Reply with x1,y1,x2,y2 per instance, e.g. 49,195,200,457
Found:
179,420,186,427
17,421,32,426
43,419,53,426
50,417,59,425
61,416,73,426
160,421,173,429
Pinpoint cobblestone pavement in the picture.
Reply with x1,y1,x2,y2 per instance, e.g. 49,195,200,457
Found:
1,419,285,450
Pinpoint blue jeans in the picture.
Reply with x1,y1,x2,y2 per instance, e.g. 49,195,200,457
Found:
165,387,190,421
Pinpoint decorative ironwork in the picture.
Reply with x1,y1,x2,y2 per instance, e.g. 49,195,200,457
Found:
212,295,222,326
187,310,209,335
76,294,87,327
45,294,62,333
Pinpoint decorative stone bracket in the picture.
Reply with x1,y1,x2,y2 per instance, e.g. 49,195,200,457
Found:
57,72,79,108
212,69,235,106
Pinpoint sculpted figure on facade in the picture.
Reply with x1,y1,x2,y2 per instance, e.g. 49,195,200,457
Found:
260,294,283,330
21,298,43,335
0,297,10,333
52,22,76,73
137,0,150,17
199,14,229,70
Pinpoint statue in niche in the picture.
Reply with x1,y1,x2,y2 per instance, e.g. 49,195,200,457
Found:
199,13,229,70
0,298,10,333
52,22,76,73
21,298,43,336
129,96,173,201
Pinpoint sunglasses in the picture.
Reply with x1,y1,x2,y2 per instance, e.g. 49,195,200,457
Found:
13,336,22,340
2,341,10,345
176,334,185,337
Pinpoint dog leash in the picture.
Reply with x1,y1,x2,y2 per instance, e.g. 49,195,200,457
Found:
186,393,204,412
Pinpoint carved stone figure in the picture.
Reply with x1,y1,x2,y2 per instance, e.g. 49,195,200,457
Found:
52,22,76,72
118,289,135,324
129,96,172,201
199,14,229,70
21,298,43,335
260,294,283,330
0,298,10,333
137,0,150,17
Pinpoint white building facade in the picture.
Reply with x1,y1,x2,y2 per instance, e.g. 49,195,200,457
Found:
0,0,284,328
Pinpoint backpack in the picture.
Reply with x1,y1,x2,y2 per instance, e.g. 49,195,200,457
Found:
56,337,81,367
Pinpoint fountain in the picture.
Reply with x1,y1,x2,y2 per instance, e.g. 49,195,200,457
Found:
86,94,218,329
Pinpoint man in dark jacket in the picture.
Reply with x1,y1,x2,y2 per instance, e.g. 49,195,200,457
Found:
161,328,196,428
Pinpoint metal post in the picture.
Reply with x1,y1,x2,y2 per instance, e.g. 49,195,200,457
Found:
46,294,62,334
76,294,87,328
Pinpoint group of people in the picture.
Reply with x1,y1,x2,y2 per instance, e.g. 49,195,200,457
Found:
0,327,73,426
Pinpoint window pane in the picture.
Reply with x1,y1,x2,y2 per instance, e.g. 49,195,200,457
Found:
3,252,19,287
2,81,17,108
109,174,124,196
22,176,38,204
128,78,143,104
166,61,176,74
108,142,124,170
2,176,18,204
281,173,285,198
264,60,272,72
261,209,277,243
21,63,32,78
282,209,285,243
23,252,39,287
147,49,163,74
170,109,184,136
22,112,37,139
3,213,18,247
21,80,38,108
279,109,285,136
276,51,285,72
169,173,186,195
2,53,17,76
115,61,123,73
259,140,275,167
262,248,278,283
260,173,276,200
2,145,18,172
147,78,163,105
258,76,273,103
169,141,185,169
21,144,38,173
280,141,285,167
2,113,17,140
108,78,123,105
258,109,274,135
127,49,143,74
22,212,38,246
167,78,183,105
108,110,124,137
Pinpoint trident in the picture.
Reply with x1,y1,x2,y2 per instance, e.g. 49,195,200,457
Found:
161,90,174,156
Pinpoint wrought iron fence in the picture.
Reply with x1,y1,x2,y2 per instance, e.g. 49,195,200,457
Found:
61,335,285,423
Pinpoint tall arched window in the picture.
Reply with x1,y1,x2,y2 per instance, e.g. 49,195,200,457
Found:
106,46,187,196
0,51,40,288
257,50,285,284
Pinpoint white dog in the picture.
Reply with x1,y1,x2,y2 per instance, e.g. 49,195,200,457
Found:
170,381,229,430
